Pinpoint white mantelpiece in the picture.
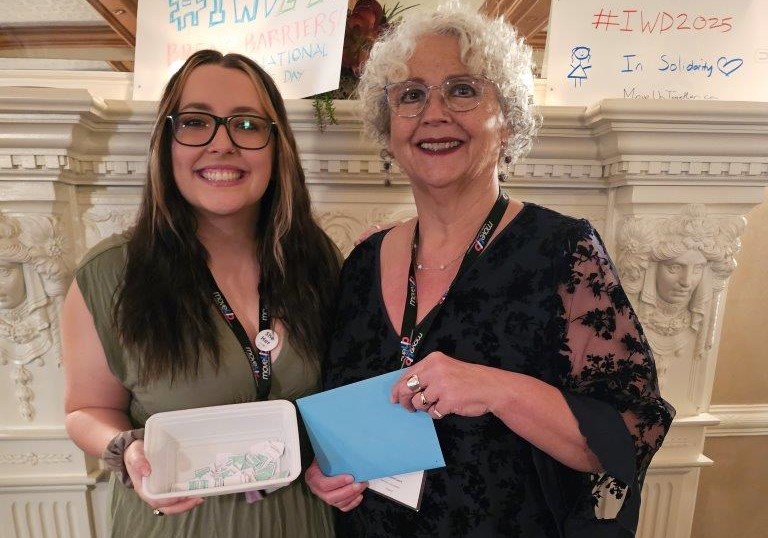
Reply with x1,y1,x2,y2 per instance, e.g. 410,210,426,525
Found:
1,90,767,538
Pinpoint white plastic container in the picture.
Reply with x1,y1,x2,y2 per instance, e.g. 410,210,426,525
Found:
142,400,301,499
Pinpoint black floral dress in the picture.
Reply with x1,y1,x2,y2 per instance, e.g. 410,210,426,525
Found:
324,203,674,538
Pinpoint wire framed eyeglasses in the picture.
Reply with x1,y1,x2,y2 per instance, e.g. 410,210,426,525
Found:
167,112,276,150
384,76,492,118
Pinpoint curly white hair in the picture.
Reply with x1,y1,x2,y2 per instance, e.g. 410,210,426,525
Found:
356,2,539,164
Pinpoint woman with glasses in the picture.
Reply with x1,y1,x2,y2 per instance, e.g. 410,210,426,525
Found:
306,5,673,537
61,50,338,537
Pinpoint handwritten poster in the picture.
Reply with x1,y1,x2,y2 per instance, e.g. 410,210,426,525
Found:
133,0,347,100
545,0,768,105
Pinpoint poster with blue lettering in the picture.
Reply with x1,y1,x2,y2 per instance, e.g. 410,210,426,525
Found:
133,0,347,100
545,0,768,105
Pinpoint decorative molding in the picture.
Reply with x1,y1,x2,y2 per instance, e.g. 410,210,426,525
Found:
10,364,34,422
0,154,146,178
0,452,73,465
605,160,768,181
707,404,768,437
511,162,604,179
0,427,70,439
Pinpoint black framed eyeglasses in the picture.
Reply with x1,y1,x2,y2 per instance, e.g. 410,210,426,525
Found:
167,112,276,150
384,75,492,118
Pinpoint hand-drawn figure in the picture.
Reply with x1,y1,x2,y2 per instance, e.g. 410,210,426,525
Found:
568,46,592,87
0,214,70,421
616,205,743,390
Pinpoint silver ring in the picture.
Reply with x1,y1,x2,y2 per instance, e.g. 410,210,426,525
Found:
152,508,164,516
406,374,421,392
420,391,430,407
432,408,444,419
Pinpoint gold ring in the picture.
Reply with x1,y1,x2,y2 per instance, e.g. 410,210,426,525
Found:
406,374,421,392
433,408,444,419
420,391,430,407
152,508,165,516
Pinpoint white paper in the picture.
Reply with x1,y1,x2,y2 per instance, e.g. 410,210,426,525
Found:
368,470,425,511
545,0,768,105
133,0,348,100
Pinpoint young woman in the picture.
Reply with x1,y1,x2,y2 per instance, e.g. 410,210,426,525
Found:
62,50,338,537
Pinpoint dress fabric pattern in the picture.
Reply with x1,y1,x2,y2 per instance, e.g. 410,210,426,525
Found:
76,235,335,538
324,203,674,538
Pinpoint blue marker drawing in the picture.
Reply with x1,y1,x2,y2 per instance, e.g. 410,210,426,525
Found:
568,46,592,87
169,0,207,31
209,0,225,26
621,54,643,73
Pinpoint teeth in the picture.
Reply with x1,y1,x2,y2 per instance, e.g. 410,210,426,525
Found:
419,141,461,151
199,169,242,182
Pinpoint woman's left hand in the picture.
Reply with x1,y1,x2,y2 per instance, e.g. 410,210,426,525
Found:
390,352,497,419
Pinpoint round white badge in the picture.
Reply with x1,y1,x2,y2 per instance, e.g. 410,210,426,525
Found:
255,329,279,352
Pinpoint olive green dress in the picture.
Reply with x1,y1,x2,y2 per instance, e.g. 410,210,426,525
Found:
76,235,335,538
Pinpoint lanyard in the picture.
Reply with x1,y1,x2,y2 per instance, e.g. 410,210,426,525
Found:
398,189,509,368
206,269,272,400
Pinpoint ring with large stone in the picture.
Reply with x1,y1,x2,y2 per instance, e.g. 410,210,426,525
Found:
406,374,422,393
152,508,165,516
420,391,430,407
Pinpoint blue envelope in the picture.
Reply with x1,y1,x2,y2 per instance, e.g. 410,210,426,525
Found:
296,369,445,482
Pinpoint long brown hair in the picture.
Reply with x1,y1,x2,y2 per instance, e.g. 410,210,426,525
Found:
115,50,339,383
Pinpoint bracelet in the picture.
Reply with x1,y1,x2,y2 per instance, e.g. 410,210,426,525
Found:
102,428,144,488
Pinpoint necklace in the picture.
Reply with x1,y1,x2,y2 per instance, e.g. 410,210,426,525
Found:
415,249,467,271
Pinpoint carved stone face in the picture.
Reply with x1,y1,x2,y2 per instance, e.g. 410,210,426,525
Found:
655,250,707,304
0,261,26,309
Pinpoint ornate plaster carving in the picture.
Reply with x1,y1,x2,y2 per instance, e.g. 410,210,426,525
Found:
0,213,72,421
316,207,415,256
616,205,744,389
81,208,137,248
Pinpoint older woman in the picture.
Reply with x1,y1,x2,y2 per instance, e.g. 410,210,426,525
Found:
305,5,674,538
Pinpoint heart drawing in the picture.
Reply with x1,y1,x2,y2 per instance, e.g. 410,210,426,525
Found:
717,57,744,77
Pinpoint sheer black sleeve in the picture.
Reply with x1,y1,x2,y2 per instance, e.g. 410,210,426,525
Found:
540,220,675,536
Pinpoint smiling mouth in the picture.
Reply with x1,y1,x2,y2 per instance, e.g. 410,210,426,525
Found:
197,169,244,183
418,140,462,152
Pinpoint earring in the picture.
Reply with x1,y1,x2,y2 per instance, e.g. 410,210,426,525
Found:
498,147,512,183
380,148,392,186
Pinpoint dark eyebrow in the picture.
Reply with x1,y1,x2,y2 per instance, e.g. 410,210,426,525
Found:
177,102,263,114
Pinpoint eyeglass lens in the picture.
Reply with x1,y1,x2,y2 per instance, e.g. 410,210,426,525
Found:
386,77,485,117
172,112,272,149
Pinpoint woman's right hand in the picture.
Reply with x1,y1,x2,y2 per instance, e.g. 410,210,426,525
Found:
305,459,367,512
124,440,204,515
